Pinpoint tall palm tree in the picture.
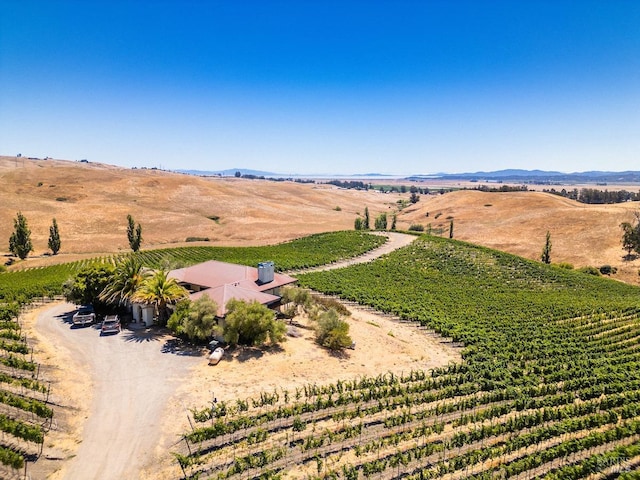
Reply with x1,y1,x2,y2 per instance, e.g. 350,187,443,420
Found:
99,256,150,306
131,269,188,326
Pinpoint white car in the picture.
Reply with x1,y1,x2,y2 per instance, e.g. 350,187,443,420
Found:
72,305,96,327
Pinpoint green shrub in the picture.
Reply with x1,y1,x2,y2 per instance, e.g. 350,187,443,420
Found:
578,266,601,276
555,262,574,270
185,237,210,242
599,265,617,275
408,224,424,232
315,309,352,351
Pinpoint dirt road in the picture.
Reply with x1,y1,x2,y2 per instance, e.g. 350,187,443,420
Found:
35,305,202,480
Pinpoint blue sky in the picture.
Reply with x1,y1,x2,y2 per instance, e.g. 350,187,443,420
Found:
1,1,639,175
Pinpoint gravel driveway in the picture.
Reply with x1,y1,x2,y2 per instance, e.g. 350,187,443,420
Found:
36,304,202,480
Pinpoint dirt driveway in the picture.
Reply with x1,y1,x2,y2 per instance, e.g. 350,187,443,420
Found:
33,305,202,480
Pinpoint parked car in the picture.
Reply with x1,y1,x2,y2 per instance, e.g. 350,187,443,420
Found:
72,305,96,327
101,315,121,335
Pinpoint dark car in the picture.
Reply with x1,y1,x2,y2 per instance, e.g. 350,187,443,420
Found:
101,315,121,335
208,338,227,351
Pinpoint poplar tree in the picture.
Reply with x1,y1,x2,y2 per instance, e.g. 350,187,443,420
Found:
541,231,552,264
127,214,143,252
48,218,61,255
9,212,33,260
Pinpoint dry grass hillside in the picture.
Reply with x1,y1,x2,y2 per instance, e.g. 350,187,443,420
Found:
0,156,401,260
402,189,640,284
2,155,639,284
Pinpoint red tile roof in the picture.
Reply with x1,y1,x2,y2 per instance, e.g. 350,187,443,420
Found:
168,260,297,315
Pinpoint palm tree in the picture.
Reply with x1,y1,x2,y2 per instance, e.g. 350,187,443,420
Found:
100,256,150,306
131,269,188,326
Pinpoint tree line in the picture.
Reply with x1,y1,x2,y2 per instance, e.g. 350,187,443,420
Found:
6,213,142,261
545,187,640,204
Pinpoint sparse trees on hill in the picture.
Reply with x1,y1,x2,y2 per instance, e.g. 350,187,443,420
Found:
48,218,61,255
127,214,143,252
621,212,640,258
9,212,33,260
374,213,387,230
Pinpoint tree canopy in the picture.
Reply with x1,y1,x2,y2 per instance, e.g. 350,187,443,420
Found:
48,218,61,255
620,212,640,258
64,264,115,308
314,308,352,351
9,212,33,260
223,299,286,347
131,270,188,325
127,214,143,252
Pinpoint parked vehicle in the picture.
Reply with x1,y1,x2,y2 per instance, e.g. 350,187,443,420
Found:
101,315,121,335
72,305,96,327
208,347,224,365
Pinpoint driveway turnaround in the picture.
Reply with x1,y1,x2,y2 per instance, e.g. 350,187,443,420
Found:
36,304,201,480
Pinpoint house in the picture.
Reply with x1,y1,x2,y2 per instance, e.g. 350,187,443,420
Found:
168,260,297,318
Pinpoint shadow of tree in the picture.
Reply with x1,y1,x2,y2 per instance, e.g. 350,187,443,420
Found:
161,337,205,356
122,329,165,344
327,348,351,359
224,344,285,363
623,253,639,261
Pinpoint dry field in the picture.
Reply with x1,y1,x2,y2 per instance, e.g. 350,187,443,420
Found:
2,155,639,284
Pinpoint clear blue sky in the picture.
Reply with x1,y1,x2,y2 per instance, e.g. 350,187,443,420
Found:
1,1,639,175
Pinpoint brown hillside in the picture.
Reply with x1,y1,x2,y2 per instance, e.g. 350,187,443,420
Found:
0,156,400,260
2,156,639,285
400,189,640,284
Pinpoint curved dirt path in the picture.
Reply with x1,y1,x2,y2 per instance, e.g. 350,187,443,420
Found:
292,231,417,273
34,305,202,480
30,232,418,479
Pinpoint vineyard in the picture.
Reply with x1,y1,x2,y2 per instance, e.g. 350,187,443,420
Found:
0,304,54,479
174,235,640,479
0,231,386,304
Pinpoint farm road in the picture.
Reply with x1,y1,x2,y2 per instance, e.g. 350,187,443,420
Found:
33,232,416,479
292,231,417,273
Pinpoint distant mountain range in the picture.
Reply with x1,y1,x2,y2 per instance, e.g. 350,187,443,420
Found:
176,168,640,184
412,170,640,184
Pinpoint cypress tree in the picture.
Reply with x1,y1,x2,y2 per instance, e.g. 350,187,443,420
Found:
48,218,61,255
9,212,33,260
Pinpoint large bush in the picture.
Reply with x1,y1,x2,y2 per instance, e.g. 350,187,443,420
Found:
315,309,352,351
223,300,286,347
